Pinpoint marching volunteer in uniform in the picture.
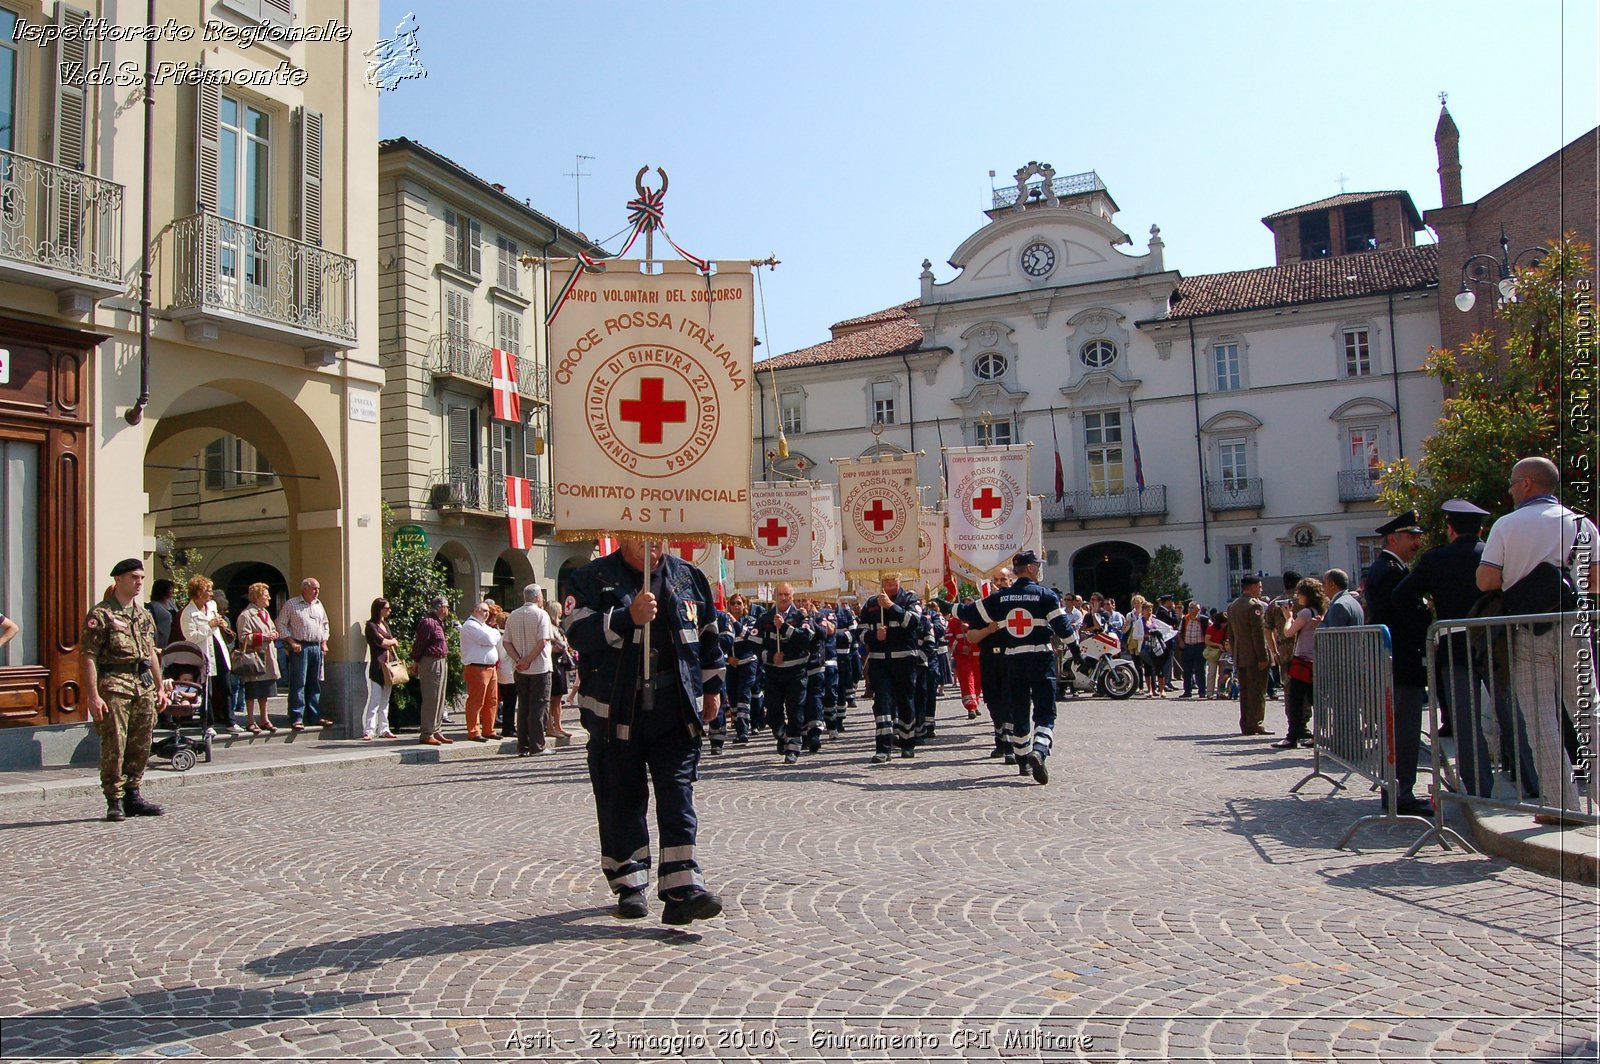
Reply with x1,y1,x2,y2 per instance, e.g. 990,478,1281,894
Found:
564,540,726,925
82,558,169,822
859,573,924,763
946,602,983,719
708,605,736,754
956,551,1073,785
803,599,835,751
756,582,816,765
974,567,1014,761
725,593,759,744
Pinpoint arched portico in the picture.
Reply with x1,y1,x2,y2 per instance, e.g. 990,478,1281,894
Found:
1071,541,1151,606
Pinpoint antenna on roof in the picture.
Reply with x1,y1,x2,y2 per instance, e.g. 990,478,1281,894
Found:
1336,172,1349,194
565,154,595,230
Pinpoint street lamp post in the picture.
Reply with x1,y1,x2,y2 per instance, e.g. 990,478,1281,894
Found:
1454,225,1547,312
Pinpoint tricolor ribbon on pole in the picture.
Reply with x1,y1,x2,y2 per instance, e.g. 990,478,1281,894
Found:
546,171,709,326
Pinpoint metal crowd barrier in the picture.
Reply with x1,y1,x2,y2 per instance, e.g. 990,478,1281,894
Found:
1291,625,1472,855
1425,611,1597,833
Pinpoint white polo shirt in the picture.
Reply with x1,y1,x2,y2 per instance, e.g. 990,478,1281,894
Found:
1481,495,1598,588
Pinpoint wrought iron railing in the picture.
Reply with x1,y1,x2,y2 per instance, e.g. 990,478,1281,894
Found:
1338,468,1383,502
427,466,553,521
1042,485,1168,521
991,169,1105,209
0,147,123,284
1205,477,1264,511
425,334,548,401
160,210,356,342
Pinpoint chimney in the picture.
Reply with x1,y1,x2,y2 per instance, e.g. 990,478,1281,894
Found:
1434,101,1462,208
491,183,507,194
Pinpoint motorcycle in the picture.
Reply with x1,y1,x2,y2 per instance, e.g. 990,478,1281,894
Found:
1055,629,1138,699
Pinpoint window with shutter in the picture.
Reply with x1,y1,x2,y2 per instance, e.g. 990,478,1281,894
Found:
260,0,293,28
497,236,519,291
0,11,19,154
468,218,482,276
497,309,521,357
203,438,227,491
294,108,323,246
445,288,470,373
443,208,457,268
51,5,91,254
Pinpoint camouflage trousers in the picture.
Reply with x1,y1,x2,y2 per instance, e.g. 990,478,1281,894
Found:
98,686,157,800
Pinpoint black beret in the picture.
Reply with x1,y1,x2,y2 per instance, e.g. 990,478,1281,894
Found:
110,558,145,577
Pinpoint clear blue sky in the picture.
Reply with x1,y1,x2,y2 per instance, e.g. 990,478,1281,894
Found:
377,0,1598,358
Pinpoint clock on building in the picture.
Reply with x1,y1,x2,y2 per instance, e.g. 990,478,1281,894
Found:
1020,241,1055,278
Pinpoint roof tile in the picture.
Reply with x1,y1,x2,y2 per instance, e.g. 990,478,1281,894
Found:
1162,245,1438,320
760,306,925,370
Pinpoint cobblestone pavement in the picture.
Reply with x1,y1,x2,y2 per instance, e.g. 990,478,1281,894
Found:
1,692,1595,1062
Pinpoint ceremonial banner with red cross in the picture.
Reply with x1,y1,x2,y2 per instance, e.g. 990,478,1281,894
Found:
733,482,811,587
491,348,521,423
836,455,920,580
916,508,945,597
505,475,534,550
548,259,755,545
666,540,730,607
945,445,1030,581
801,485,841,595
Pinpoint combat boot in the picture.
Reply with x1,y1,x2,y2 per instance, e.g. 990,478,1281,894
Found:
105,798,125,822
123,788,165,817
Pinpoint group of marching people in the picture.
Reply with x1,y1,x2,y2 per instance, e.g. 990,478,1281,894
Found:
705,548,1072,786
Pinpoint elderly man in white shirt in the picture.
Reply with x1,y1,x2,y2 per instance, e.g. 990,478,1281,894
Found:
460,599,503,742
277,577,331,731
1477,456,1600,823
504,583,553,755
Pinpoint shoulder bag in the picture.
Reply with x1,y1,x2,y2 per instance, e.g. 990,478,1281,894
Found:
383,651,410,687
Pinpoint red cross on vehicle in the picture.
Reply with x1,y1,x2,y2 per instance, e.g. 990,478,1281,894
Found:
618,376,688,444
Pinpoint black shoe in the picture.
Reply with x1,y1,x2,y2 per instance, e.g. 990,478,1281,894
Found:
988,746,1007,759
869,752,891,764
123,789,164,817
783,751,799,765
1030,754,1050,785
900,748,914,759
1018,759,1030,776
1270,738,1298,749
805,735,821,754
615,888,649,919
1397,797,1434,817
661,887,722,926
1003,753,1017,765
733,735,749,745
105,798,125,823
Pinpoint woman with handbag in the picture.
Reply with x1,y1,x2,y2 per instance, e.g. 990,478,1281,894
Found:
363,597,402,740
1273,577,1325,749
235,582,283,733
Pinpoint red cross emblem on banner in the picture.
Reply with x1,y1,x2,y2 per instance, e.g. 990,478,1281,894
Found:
505,475,533,550
756,517,789,547
862,498,895,532
619,376,688,444
971,487,1004,519
491,348,520,424
1005,608,1034,637
669,540,704,561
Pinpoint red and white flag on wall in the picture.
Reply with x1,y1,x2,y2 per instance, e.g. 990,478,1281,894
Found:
491,348,521,424
506,475,534,550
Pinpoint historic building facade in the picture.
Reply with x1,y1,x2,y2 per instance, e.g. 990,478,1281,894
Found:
754,165,1444,607
0,0,381,754
376,139,600,607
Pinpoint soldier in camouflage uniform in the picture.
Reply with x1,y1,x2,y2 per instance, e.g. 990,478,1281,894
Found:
82,558,169,822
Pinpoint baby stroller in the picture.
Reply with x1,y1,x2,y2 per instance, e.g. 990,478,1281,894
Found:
151,640,214,772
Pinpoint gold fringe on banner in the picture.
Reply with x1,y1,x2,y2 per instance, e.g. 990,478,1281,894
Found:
557,529,754,549
844,568,919,582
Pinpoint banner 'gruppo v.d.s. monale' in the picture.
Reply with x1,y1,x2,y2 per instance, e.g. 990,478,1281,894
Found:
836,454,920,580
549,259,754,545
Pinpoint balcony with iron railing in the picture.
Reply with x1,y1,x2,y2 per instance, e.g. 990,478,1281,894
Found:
427,466,554,523
1042,485,1168,522
426,335,548,402
1338,467,1383,503
158,210,356,356
1205,477,1264,512
991,169,1106,210
0,147,124,309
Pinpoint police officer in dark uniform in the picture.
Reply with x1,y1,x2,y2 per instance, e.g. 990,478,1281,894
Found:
957,551,1073,785
756,582,816,765
1365,509,1433,815
859,573,923,763
82,558,170,822
564,539,725,925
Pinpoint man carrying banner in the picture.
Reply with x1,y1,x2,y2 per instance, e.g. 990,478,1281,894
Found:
564,540,725,924
860,573,924,763
957,551,1073,785
757,582,816,766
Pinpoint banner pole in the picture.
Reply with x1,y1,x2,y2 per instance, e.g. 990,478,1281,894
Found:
641,541,654,713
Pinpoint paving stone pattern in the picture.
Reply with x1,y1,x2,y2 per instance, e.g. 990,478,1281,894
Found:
1,693,1595,1061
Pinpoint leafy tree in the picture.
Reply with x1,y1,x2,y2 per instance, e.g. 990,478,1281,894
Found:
1140,544,1193,604
381,504,463,720
1379,234,1595,538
